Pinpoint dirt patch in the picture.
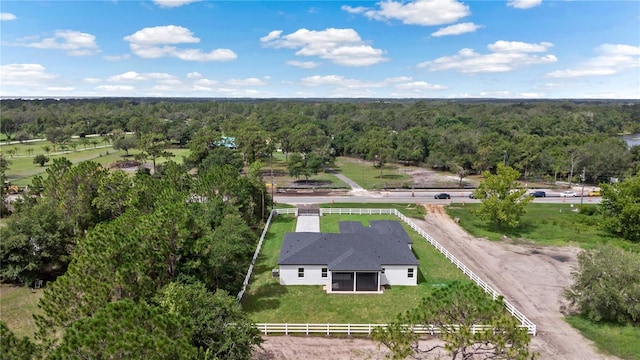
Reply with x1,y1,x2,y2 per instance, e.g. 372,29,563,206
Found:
256,205,619,360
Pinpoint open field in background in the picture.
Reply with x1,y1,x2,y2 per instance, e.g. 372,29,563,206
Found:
260,152,349,189
0,284,44,338
334,157,412,189
1,138,189,186
241,213,470,324
446,203,640,252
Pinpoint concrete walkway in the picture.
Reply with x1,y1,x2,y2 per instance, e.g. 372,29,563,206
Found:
295,215,320,232
326,168,365,191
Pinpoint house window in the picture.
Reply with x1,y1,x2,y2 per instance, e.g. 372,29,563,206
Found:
321,267,327,278
298,267,304,278
381,267,385,274
408,268,414,278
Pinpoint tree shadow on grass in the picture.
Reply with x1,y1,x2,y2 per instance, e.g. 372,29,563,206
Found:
486,219,538,241
243,281,287,313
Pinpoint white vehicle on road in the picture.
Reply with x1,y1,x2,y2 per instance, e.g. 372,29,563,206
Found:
560,191,577,197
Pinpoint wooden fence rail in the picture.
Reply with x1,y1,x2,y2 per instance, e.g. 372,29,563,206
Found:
254,323,521,336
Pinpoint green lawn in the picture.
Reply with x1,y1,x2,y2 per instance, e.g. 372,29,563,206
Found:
2,139,189,187
241,213,470,323
0,284,44,338
263,152,349,189
446,203,640,252
565,316,640,360
333,157,412,189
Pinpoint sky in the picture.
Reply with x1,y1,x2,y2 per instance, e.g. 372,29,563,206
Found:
0,0,639,99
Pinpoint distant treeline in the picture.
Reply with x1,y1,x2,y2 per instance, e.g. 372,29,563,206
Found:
2,98,639,183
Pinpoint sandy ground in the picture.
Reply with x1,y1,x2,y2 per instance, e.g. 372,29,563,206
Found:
254,204,619,360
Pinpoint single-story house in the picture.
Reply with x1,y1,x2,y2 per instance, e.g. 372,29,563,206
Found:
278,220,419,293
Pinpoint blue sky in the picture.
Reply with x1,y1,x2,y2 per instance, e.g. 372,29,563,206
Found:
1,0,638,99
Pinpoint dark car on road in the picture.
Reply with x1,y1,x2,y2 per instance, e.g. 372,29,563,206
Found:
530,191,546,198
434,193,451,199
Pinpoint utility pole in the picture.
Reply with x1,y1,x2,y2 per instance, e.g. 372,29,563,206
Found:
580,167,586,211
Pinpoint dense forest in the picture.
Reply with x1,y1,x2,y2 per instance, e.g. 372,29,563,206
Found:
2,98,640,184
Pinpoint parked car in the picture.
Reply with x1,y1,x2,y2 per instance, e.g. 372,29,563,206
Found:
560,191,577,197
530,191,546,198
588,190,601,196
434,193,451,199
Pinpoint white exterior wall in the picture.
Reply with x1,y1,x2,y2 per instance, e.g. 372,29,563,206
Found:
381,265,418,286
279,265,329,286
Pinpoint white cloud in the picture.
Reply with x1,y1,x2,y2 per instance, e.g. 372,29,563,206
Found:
394,81,447,90
260,30,282,43
341,0,470,26
95,85,136,92
225,77,268,86
299,75,447,97
124,25,199,45
24,30,99,56
418,40,557,73
0,12,17,21
431,22,482,37
261,28,387,66
0,64,57,86
487,40,553,53
124,25,237,61
507,0,542,9
287,60,320,69
547,43,640,78
108,71,177,82
46,86,75,92
153,0,201,8
187,72,202,79
194,78,218,87
104,54,131,61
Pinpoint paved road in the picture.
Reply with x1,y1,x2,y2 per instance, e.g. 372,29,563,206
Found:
274,190,601,206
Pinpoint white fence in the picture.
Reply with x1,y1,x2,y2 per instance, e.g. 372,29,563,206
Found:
255,323,499,336
239,208,537,336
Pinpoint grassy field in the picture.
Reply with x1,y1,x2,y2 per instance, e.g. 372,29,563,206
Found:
0,284,44,338
1,138,190,186
333,157,412,189
565,316,640,360
446,203,640,252
264,152,349,189
447,202,640,358
241,213,470,323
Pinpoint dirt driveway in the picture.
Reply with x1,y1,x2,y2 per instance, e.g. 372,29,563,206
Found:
255,205,618,360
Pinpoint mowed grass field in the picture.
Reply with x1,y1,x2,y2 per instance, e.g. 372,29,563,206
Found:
1,138,190,186
0,284,44,338
241,213,470,324
333,157,412,189
446,203,640,252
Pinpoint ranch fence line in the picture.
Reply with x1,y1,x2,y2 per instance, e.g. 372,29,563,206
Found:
254,323,510,336
237,207,537,336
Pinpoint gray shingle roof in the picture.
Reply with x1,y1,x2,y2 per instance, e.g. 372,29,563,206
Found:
278,220,418,271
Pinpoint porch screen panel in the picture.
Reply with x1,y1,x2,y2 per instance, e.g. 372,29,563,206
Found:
332,272,354,291
356,272,378,291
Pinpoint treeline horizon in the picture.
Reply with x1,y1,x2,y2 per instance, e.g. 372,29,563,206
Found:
2,98,639,184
